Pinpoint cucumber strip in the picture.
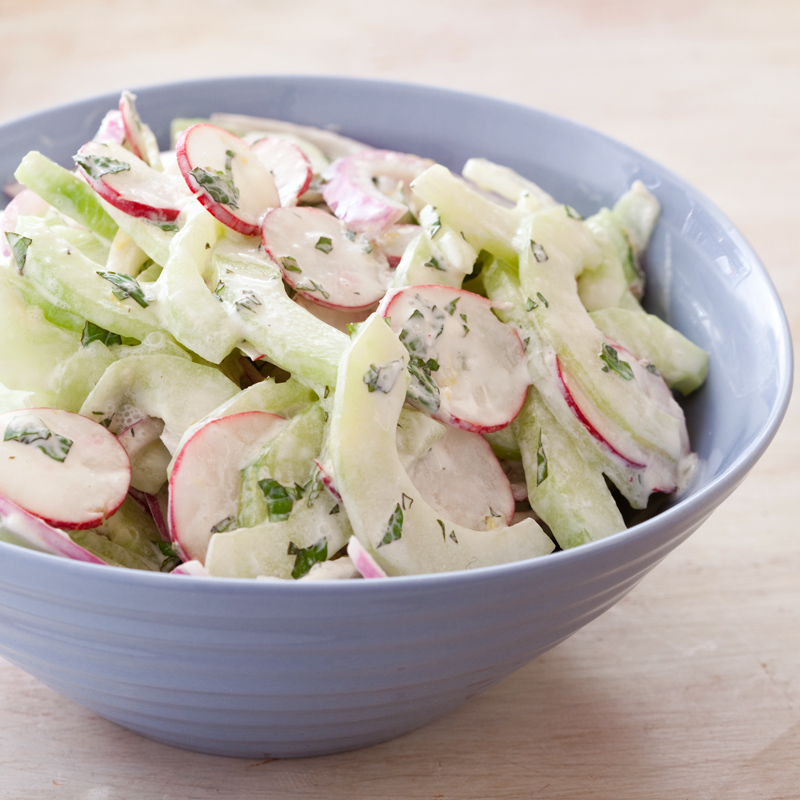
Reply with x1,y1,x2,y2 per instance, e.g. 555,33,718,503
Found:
410,164,520,264
99,198,176,266
329,313,554,576
0,270,82,406
212,239,349,394
512,384,625,549
56,340,117,413
14,151,118,241
461,157,557,214
590,307,709,395
79,354,240,455
612,180,660,259
153,208,243,363
15,217,163,341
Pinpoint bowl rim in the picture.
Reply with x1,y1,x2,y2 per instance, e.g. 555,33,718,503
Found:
0,74,794,591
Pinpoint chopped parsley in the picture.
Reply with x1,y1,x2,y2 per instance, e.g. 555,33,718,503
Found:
74,153,131,180
536,431,548,485
424,256,445,271
280,256,302,273
81,321,122,347
295,278,330,299
96,271,149,307
530,240,549,263
3,414,73,463
5,232,31,274
363,358,404,394
258,478,297,521
189,149,239,207
314,236,333,254
288,537,328,579
600,343,634,380
377,503,403,548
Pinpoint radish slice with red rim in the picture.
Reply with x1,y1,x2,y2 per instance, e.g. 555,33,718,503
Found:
347,536,387,579
262,206,392,310
375,223,421,268
0,408,131,530
74,141,189,223
93,109,126,147
119,91,151,165
379,285,530,433
251,136,313,207
168,410,288,562
407,425,515,529
0,494,107,564
321,149,433,236
176,123,279,236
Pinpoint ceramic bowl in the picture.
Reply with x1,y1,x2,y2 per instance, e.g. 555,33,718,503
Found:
0,76,792,758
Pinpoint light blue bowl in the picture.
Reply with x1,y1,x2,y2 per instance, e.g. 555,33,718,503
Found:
0,76,792,758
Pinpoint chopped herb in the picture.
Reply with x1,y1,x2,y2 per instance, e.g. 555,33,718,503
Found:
5,232,31,274
96,271,149,307
600,343,634,380
329,503,340,515
449,531,458,543
437,519,446,540
235,290,262,312
210,515,237,533
424,256,445,271
407,356,441,413
213,281,225,300
361,240,374,254
154,221,179,232
377,503,403,548
564,205,583,220
645,363,661,375
460,312,469,335
427,214,442,237
258,478,295,521
295,278,330,299
444,297,460,315
74,153,131,180
425,358,439,372
315,236,333,254
323,385,331,399
3,414,73,463
189,151,239,207
157,541,183,572
530,240,549,262
280,256,302,273
288,537,328,579
81,321,122,347
523,336,530,351
526,297,537,311
536,431,548,485
344,229,356,241
346,322,359,336
363,359,404,393
401,492,414,510
536,291,549,308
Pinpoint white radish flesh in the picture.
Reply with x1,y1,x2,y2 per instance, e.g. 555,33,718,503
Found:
251,136,312,207
346,536,387,579
0,408,131,530
262,206,392,310
176,123,279,236
119,91,152,165
93,109,126,146
322,150,433,236
168,410,287,562
75,141,188,223
379,285,530,433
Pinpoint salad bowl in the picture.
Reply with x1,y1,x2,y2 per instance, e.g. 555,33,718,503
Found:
0,76,792,758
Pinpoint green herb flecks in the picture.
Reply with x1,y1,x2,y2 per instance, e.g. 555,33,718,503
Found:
427,214,442,238
288,537,328,579
81,321,122,347
315,236,333,254
460,312,469,336
536,292,549,308
74,153,131,180
153,221,179,232
377,503,403,548
235,290,262,312
407,356,441,414
295,278,330,300
564,205,583,220
190,150,239,207
157,541,183,572
96,271,149,307
424,256,445,271
530,240,549,263
280,256,302,273
3,414,73,463
526,297,537,311
600,343,634,380
536,431,548,485
210,515,237,534
444,297,460,316
258,478,296,522
344,229,356,241
363,358,404,394
5,232,31,274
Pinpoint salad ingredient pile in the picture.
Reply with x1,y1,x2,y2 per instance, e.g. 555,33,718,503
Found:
0,92,709,579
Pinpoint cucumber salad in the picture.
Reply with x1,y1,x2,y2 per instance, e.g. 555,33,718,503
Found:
0,91,709,580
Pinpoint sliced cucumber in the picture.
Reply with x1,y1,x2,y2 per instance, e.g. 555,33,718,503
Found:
328,313,554,576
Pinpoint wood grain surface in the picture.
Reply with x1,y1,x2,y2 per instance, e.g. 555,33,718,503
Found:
1,1,798,797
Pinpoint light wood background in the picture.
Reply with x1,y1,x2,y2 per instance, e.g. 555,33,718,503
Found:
1,1,798,797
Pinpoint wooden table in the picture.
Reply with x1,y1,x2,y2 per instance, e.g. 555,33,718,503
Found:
1,1,798,797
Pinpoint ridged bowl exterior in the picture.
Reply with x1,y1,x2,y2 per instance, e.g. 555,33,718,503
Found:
0,77,792,758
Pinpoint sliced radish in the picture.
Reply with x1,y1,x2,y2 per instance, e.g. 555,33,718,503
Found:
407,425,515,530
321,149,433,236
293,293,374,333
313,457,342,503
375,223,421,268
346,536,387,579
262,206,392,310
170,559,209,576
74,141,189,223
379,285,530,433
0,408,130,530
0,494,106,564
251,136,312,207
168,410,288,562
93,109,126,146
119,90,151,164
176,123,279,236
